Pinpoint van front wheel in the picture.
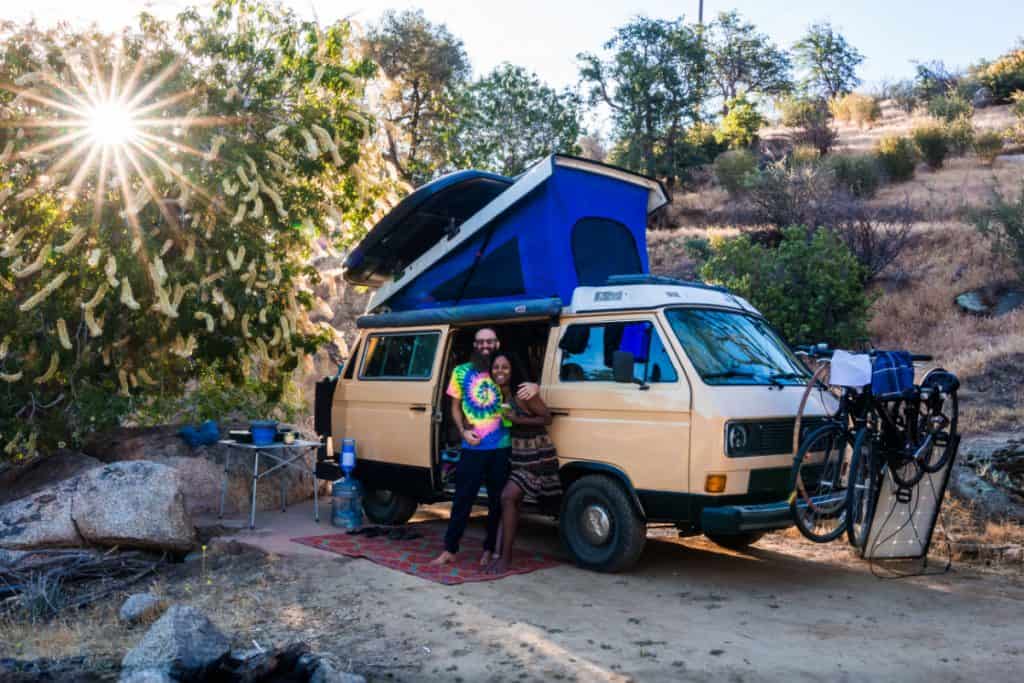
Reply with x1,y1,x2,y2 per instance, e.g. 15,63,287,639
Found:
362,489,418,525
559,475,646,572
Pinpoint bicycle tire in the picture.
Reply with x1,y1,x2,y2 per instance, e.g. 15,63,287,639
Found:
846,427,880,553
789,423,850,543
917,371,959,475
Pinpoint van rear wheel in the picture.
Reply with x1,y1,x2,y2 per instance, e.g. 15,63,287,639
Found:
363,489,418,525
559,475,646,572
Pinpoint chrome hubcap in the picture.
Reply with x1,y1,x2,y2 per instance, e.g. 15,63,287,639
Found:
580,504,612,545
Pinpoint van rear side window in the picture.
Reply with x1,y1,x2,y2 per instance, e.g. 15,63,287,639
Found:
360,332,440,380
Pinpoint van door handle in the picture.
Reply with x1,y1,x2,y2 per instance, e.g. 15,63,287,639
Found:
550,410,570,417
409,405,427,412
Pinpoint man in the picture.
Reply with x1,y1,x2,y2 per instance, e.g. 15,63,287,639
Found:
430,327,537,566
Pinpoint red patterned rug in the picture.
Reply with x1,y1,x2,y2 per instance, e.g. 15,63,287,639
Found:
291,523,562,585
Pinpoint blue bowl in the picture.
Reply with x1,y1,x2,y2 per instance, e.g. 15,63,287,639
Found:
250,420,278,446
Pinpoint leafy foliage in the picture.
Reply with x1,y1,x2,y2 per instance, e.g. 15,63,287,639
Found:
742,160,835,227
882,79,919,113
825,154,882,199
365,9,470,185
975,47,1024,101
777,95,837,155
830,93,881,127
450,63,581,176
792,22,864,99
0,0,391,458
578,15,707,187
713,149,757,196
970,182,1024,278
700,226,871,347
714,95,765,149
912,121,951,169
926,91,973,122
705,11,792,105
913,60,961,102
973,130,1004,165
944,116,975,157
875,135,918,182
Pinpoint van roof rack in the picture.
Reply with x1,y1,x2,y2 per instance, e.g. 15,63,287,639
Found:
604,274,730,293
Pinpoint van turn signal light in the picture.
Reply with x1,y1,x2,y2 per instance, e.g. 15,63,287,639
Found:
704,474,727,494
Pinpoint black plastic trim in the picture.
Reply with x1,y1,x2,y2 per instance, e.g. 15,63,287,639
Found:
358,297,563,329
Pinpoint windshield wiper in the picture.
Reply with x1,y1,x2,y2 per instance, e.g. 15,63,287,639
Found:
767,371,805,388
703,369,759,381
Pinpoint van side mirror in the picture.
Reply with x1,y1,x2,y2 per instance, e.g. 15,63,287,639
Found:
613,351,648,390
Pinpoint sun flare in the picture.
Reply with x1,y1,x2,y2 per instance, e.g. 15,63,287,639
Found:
86,101,139,147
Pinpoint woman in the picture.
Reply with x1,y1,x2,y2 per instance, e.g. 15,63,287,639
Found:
487,352,561,574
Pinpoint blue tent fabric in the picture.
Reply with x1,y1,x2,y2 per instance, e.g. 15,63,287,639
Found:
871,351,915,397
385,164,652,311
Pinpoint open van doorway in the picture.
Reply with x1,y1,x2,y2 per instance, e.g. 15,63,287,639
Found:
433,321,553,495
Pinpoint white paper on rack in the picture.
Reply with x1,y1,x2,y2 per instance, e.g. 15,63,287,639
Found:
829,349,872,388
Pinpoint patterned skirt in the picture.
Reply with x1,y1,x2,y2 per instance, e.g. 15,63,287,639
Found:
508,431,562,510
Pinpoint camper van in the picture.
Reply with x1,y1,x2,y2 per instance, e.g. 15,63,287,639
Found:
315,155,828,572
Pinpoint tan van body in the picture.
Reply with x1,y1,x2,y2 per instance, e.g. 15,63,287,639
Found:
323,281,829,571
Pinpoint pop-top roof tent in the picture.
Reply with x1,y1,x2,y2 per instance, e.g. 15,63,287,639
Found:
344,155,669,314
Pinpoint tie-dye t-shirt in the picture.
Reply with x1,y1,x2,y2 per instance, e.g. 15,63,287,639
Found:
447,362,509,450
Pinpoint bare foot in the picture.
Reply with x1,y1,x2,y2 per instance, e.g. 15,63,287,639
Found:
486,557,510,575
429,551,456,566
479,550,494,566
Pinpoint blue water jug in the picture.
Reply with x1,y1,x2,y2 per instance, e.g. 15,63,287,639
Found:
331,476,363,530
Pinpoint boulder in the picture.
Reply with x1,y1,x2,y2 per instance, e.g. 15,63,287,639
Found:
83,426,194,463
72,462,195,553
0,450,101,506
121,605,231,681
0,478,82,550
972,86,995,108
120,593,165,626
119,670,175,683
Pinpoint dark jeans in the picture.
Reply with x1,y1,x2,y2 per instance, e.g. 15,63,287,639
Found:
443,447,510,554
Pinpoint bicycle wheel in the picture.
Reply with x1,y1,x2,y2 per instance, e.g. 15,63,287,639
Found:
789,423,850,543
846,427,880,553
917,369,959,474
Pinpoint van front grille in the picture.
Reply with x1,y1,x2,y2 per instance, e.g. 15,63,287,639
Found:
725,417,829,457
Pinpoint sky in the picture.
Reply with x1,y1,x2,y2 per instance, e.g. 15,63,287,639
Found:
2,0,1021,93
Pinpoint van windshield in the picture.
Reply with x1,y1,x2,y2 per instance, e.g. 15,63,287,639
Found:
664,308,808,386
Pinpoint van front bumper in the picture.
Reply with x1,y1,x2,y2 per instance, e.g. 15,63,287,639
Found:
699,499,795,535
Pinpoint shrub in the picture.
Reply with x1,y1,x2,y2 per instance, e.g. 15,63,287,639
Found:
713,149,758,196
973,130,1004,165
970,182,1024,278
789,145,820,168
875,135,917,182
826,154,882,199
944,116,975,156
883,79,918,113
715,96,766,150
686,122,729,164
700,226,872,346
831,93,881,127
683,236,712,264
777,95,837,155
1013,90,1024,119
926,91,973,122
912,121,951,169
976,48,1024,101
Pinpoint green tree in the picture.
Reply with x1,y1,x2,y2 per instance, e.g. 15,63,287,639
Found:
365,9,470,185
578,15,708,187
705,10,792,111
701,227,871,347
0,0,392,458
715,95,765,149
792,22,864,99
450,63,581,176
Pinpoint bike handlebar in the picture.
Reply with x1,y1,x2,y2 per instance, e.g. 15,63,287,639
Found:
793,345,933,362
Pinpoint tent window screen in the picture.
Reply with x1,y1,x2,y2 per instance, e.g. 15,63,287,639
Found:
360,332,440,380
572,218,642,286
429,237,526,302
559,321,678,383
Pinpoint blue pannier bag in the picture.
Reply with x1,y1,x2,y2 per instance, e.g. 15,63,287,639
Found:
871,351,915,398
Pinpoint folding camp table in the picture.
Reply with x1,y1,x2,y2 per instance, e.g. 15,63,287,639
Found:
217,439,322,529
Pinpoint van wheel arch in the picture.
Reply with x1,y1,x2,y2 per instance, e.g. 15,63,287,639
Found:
558,463,646,520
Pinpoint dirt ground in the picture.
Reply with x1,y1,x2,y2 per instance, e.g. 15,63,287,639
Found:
8,500,1021,682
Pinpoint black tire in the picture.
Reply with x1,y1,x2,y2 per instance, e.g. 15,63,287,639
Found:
917,369,959,474
559,475,646,572
362,489,418,525
789,423,850,543
846,427,880,553
706,531,766,551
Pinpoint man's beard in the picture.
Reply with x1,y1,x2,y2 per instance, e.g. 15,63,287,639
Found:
471,350,491,372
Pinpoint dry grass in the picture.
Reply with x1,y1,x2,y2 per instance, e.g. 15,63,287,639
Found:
936,495,1024,569
872,155,1024,212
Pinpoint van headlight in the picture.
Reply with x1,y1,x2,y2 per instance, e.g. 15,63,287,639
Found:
727,423,749,455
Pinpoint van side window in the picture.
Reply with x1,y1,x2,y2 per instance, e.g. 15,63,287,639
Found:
360,332,440,380
559,321,678,383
